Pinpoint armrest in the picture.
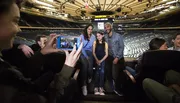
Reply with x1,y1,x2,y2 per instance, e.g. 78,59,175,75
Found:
123,70,136,83
73,69,80,80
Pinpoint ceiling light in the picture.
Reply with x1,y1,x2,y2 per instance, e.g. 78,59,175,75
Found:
64,14,68,17
163,9,169,12
159,11,165,14
46,0,53,2
34,0,54,7
169,6,176,9
38,6,56,11
162,0,168,2
166,0,178,5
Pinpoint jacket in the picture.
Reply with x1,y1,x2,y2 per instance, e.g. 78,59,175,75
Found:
0,52,74,103
104,31,124,59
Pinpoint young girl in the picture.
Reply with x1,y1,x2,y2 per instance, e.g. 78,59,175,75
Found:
93,31,108,95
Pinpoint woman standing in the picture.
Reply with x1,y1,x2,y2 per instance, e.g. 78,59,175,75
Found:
93,31,108,95
80,24,96,96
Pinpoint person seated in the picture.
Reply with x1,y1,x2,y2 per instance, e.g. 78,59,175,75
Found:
2,34,64,79
1,43,33,68
168,33,180,51
125,38,168,77
2,34,47,63
0,1,83,103
31,35,48,52
143,70,180,103
80,24,96,96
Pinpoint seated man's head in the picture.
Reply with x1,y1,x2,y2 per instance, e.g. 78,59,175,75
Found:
35,35,47,49
149,38,168,50
172,33,180,48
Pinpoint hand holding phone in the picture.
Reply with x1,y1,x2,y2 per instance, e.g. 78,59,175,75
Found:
64,42,83,67
41,34,63,55
56,36,81,51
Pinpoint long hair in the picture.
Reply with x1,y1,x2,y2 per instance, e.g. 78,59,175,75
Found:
83,24,93,41
96,31,105,49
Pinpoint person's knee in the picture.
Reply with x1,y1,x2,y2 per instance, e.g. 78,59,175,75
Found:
143,78,154,90
81,59,88,69
166,70,177,78
165,70,180,85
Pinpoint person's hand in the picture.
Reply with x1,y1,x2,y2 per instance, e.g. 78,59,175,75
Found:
18,44,34,58
113,57,119,64
96,60,101,65
40,34,63,55
64,42,83,67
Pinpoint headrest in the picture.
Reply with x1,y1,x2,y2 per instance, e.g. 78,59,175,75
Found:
141,50,180,71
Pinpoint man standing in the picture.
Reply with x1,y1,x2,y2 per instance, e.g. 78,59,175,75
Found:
168,33,180,51
104,22,125,96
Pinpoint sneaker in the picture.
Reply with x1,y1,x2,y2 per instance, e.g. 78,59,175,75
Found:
99,87,105,96
94,87,100,95
112,80,123,96
109,80,115,91
82,85,87,96
114,89,123,96
88,78,92,83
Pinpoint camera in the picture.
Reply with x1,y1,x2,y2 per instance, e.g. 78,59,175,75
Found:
56,36,80,50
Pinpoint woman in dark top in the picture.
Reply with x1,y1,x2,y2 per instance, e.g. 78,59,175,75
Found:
0,0,83,103
93,31,108,95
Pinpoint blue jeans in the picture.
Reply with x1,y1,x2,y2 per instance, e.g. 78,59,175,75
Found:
94,61,105,87
125,66,136,77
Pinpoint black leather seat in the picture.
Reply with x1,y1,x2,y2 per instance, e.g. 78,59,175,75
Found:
138,50,180,83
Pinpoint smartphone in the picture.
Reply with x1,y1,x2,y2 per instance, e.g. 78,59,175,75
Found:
56,36,80,50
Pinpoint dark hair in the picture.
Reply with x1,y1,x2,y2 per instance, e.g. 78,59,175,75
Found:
172,33,180,40
83,24,93,41
95,31,105,49
96,31,105,44
0,0,22,15
149,38,166,50
35,35,47,43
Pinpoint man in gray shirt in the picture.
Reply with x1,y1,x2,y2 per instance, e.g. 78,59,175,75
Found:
104,22,125,96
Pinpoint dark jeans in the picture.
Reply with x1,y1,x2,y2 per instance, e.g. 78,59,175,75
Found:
125,66,136,77
143,70,180,103
94,61,105,88
80,50,93,86
105,55,125,91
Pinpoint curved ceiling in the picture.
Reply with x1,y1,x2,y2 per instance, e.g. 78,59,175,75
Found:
60,0,157,16
22,0,180,22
